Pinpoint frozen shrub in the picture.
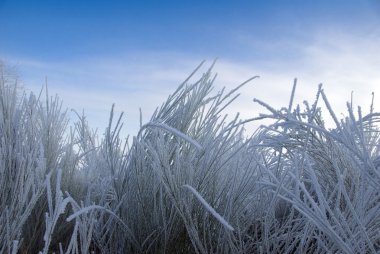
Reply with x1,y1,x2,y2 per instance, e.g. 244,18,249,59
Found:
1,60,379,253
255,81,380,253
0,63,47,253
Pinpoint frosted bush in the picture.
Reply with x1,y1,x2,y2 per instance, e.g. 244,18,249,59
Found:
0,60,379,253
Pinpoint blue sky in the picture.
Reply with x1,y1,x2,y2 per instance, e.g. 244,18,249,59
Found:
1,0,380,136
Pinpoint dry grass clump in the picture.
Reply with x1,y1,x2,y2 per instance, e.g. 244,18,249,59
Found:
1,61,379,253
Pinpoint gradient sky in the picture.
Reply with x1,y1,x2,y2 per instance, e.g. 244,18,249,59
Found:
1,0,380,136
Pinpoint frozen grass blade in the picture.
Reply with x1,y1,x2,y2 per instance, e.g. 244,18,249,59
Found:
139,121,203,151
183,184,235,231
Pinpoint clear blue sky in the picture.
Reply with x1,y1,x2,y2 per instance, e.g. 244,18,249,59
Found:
1,1,379,60
1,0,380,135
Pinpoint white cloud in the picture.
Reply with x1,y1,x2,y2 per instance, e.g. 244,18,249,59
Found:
213,28,380,131
6,53,205,137
4,28,380,137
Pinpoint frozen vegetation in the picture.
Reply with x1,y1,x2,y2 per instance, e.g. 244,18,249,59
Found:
1,61,380,253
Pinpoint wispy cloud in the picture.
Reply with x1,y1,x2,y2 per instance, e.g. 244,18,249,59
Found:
4,27,380,136
214,27,380,130
5,52,204,136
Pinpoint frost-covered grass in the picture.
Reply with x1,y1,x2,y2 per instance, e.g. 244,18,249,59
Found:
1,61,380,253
